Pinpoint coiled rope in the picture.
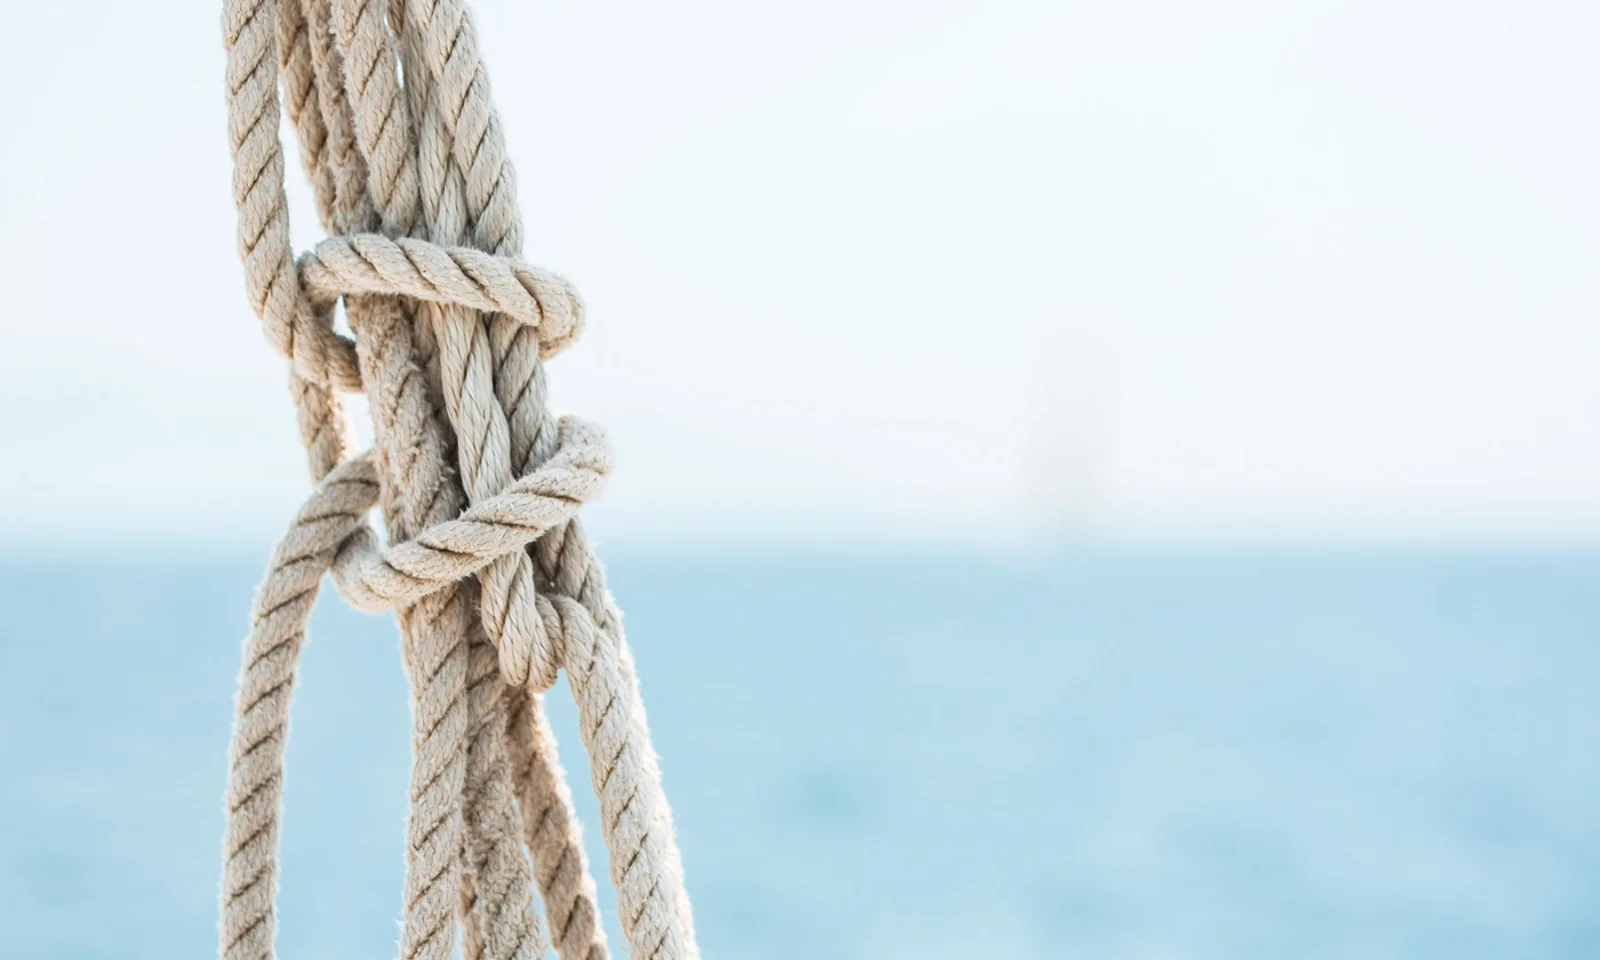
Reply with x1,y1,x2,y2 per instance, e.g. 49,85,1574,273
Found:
217,1,698,957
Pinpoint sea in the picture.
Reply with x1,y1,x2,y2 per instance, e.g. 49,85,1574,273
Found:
2,548,1598,958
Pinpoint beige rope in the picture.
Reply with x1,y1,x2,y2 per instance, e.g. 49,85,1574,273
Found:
393,0,695,951
218,1,697,957
328,5,565,955
299,234,584,359
382,3,613,953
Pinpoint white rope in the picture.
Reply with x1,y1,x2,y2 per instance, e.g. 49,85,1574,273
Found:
218,1,698,957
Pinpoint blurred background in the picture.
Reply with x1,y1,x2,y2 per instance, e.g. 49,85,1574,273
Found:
3,0,1600,957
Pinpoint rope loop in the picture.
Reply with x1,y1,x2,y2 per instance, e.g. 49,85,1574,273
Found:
243,227,586,393
272,411,611,690
327,414,611,622
299,234,586,362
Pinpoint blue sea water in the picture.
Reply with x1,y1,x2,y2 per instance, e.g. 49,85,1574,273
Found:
2,548,1598,958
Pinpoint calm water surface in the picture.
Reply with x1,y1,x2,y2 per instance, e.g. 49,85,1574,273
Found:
2,549,1598,958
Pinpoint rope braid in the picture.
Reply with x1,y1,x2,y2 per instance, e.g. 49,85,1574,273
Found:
218,1,697,957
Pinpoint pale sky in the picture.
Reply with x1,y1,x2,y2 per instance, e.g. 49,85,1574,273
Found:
3,0,1598,547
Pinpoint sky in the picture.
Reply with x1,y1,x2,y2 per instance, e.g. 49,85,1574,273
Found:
2,0,1598,548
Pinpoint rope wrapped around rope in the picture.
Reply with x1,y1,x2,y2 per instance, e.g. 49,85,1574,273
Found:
217,1,699,958
326,415,610,622
299,234,585,362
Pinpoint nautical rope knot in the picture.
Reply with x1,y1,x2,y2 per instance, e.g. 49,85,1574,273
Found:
218,1,698,959
299,233,587,362
325,412,614,687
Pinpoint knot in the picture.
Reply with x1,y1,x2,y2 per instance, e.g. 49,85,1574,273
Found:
299,234,585,362
326,416,613,685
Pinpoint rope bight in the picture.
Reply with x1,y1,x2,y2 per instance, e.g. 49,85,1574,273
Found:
217,1,698,957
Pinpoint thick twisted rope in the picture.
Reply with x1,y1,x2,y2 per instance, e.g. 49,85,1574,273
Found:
218,1,696,958
220,458,375,959
359,6,607,955
295,7,487,958
328,4,557,956
395,0,695,954
300,234,584,359
387,4,611,953
226,3,476,958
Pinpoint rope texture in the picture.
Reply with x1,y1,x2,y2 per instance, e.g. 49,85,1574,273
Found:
218,1,698,957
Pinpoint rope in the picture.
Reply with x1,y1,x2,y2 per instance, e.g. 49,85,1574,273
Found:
217,1,699,957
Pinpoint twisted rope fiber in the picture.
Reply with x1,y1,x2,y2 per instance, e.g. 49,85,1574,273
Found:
284,6,488,958
218,0,697,957
331,3,579,955
300,234,583,359
365,2,627,956
226,2,482,957
397,0,693,950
